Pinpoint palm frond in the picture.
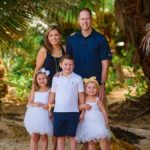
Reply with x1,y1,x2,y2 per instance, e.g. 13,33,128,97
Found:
139,30,150,56
0,79,25,89
0,0,81,46
0,0,38,45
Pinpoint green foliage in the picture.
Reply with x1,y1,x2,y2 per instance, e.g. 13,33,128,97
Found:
0,0,80,45
4,55,33,99
125,69,147,98
3,27,43,99
107,46,147,97
106,67,118,94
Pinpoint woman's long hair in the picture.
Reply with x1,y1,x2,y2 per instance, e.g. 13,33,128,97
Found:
44,25,62,54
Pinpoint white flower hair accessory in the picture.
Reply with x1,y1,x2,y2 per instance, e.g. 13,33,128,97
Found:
40,68,50,76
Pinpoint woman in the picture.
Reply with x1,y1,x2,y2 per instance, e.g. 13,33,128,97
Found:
34,25,65,87
33,25,65,150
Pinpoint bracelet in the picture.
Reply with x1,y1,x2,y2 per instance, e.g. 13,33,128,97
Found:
48,104,55,111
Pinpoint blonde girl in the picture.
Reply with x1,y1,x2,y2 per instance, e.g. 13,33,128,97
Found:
76,76,110,150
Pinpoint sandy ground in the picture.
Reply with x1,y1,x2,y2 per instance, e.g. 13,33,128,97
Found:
0,86,150,150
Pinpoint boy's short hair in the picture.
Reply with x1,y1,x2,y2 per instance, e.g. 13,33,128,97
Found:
60,54,74,63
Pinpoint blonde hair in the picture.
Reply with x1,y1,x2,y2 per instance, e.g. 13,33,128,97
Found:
83,76,99,90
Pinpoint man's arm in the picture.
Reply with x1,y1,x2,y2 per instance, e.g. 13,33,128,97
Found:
101,60,110,84
99,60,110,101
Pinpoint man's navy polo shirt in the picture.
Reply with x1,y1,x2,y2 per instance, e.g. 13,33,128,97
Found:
66,29,112,84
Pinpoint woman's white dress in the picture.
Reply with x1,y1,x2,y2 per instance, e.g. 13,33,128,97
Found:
24,91,53,135
76,100,110,143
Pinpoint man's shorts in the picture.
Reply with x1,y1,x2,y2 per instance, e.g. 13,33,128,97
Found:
53,112,80,137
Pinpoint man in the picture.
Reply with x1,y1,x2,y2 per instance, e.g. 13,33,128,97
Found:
66,8,112,101
66,8,112,150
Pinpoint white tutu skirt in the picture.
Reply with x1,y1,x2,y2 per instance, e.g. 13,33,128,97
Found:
24,105,53,136
76,102,111,143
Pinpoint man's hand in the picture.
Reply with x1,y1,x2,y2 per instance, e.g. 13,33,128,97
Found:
99,84,106,101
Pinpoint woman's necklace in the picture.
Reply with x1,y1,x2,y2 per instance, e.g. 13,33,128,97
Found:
54,57,60,73
52,47,62,73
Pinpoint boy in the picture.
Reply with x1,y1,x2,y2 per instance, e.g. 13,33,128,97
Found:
49,54,85,150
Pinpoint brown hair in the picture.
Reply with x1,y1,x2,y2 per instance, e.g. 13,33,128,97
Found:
60,54,74,64
79,8,92,18
33,71,49,91
44,25,62,54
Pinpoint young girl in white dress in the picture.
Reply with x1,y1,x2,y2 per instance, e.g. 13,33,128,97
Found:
76,76,110,150
24,68,53,150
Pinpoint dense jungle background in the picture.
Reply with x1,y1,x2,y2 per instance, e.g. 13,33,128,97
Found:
0,0,150,149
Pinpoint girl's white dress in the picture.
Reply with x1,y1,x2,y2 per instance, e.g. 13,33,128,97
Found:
76,100,110,143
24,91,53,135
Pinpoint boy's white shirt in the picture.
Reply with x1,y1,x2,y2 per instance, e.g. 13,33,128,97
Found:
51,72,84,112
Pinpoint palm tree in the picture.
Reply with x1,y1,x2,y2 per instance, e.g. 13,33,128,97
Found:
115,0,150,91
0,0,80,45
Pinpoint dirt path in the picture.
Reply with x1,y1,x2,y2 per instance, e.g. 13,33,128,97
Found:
0,86,150,150
107,87,150,150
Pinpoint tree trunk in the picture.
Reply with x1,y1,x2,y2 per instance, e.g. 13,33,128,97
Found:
0,59,8,119
115,0,150,90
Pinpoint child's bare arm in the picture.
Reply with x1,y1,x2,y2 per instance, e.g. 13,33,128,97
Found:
97,100,109,127
79,104,92,111
49,92,55,104
47,92,55,111
28,90,42,107
78,92,85,121
28,89,35,106
78,92,85,105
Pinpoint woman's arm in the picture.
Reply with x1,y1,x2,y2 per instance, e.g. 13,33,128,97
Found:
32,47,46,89
35,47,46,73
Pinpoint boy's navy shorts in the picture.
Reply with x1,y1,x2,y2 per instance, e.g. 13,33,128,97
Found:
53,112,80,137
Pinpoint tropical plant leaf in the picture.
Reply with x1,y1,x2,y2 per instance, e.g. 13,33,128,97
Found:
0,80,25,89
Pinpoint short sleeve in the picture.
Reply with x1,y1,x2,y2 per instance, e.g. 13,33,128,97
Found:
99,37,112,61
51,77,57,92
66,36,73,56
77,76,84,92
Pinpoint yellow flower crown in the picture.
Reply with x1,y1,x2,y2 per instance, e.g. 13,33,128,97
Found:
83,76,99,88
